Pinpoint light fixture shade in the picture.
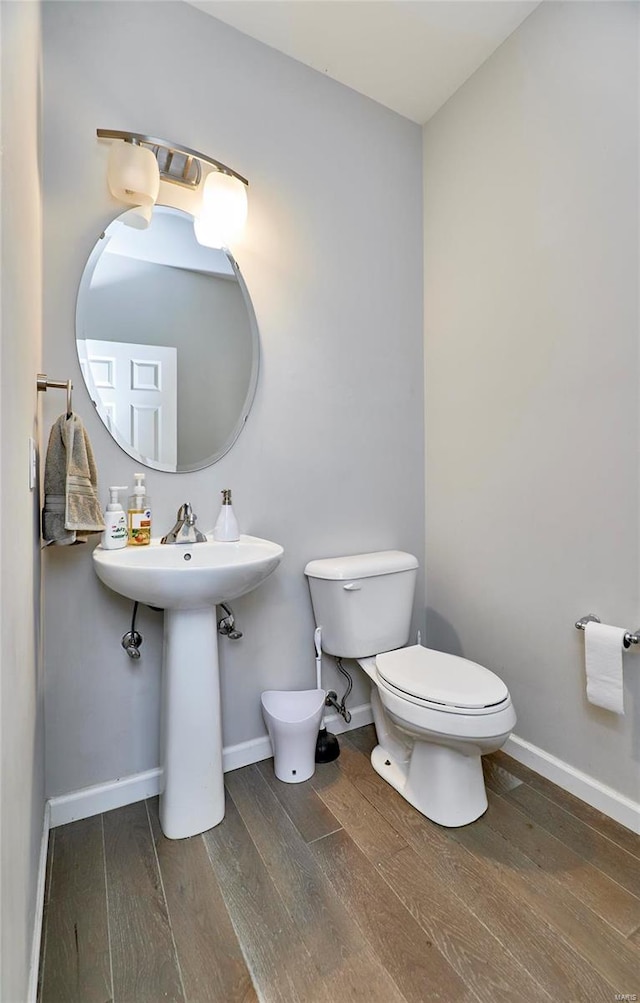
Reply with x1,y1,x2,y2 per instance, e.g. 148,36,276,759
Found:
194,171,248,248
122,203,154,230
107,142,160,207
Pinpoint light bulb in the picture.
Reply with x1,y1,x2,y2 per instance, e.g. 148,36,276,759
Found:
194,171,248,248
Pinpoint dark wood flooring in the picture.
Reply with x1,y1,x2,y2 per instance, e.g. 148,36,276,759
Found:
37,726,640,1002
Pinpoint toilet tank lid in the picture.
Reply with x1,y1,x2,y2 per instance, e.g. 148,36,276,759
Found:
304,550,418,581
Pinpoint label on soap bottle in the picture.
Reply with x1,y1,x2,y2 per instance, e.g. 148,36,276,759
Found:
110,519,128,542
128,508,151,546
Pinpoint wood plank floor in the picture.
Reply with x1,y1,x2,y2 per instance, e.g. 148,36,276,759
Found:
38,726,640,1003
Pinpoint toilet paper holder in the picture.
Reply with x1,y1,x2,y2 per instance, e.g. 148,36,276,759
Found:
575,614,640,649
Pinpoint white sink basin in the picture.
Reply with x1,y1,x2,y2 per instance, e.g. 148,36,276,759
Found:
92,534,283,609
91,532,284,840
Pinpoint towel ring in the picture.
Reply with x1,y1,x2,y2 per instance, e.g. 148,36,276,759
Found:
37,374,73,418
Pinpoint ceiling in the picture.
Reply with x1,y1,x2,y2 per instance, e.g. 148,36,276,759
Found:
187,1,540,124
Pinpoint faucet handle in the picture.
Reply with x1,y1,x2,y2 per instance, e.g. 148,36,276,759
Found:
175,502,198,526
182,502,203,526
180,502,206,543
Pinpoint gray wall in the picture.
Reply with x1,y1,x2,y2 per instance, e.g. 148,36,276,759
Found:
42,2,425,797
0,3,45,998
423,1,639,800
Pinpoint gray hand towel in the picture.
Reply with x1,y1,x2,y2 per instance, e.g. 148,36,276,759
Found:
42,413,105,545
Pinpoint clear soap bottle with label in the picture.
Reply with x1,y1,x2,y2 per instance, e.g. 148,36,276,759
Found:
101,486,128,550
127,472,152,546
213,489,240,542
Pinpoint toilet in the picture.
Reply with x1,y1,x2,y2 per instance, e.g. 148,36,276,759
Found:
304,550,516,827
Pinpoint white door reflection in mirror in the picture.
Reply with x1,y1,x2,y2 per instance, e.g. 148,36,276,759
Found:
80,339,177,467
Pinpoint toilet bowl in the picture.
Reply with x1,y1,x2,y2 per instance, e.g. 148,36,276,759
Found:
359,646,516,826
304,550,516,828
261,688,326,784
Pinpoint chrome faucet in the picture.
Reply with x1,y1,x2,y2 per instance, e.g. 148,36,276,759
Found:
161,503,207,544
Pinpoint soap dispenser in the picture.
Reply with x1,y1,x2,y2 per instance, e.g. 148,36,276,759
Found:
128,472,152,546
213,489,240,542
102,486,128,550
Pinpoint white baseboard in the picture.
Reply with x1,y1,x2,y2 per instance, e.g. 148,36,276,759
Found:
49,768,163,828
223,735,273,772
27,802,50,1003
47,703,375,828
504,733,640,835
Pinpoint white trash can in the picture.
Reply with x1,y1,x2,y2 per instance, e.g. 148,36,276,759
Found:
261,688,326,783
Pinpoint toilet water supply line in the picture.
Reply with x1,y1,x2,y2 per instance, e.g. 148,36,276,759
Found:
335,659,352,723
315,627,352,724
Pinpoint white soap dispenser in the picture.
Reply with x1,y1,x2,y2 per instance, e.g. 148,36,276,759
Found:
101,486,128,550
213,489,240,542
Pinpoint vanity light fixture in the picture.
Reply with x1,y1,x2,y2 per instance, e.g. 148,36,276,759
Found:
106,140,160,218
97,128,249,244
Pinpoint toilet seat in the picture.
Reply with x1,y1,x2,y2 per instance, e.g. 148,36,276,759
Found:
375,645,510,716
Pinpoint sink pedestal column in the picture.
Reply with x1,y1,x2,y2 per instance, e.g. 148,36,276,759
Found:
160,607,225,839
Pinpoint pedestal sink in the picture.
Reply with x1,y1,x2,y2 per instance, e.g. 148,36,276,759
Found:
92,534,283,839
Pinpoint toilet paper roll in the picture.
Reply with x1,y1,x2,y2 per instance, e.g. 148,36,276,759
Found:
584,622,625,715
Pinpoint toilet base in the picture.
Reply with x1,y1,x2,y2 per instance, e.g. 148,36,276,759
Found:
371,740,488,827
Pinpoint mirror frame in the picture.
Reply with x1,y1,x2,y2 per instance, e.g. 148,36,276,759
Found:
75,205,260,473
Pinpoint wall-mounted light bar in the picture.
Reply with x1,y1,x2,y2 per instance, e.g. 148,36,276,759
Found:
96,128,249,247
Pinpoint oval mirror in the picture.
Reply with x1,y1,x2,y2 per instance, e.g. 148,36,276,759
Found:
76,206,259,472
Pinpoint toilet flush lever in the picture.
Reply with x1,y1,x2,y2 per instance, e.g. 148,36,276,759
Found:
343,582,361,591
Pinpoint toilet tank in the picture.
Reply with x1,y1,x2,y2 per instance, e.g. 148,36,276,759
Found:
304,551,418,658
